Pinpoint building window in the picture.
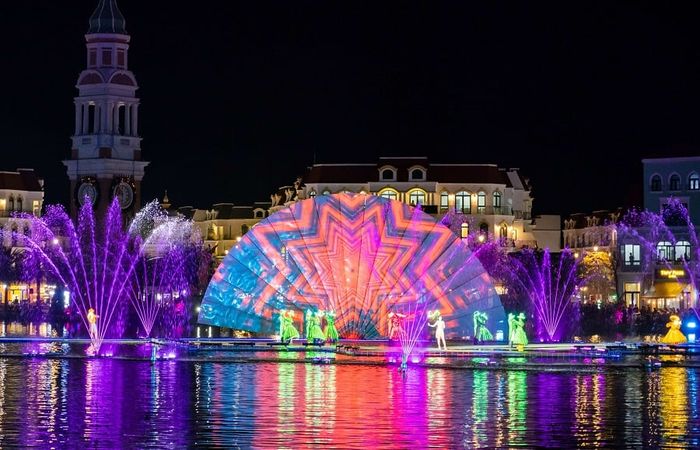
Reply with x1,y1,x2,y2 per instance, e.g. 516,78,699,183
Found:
379,189,398,201
32,200,40,216
622,244,641,266
381,169,395,181
675,241,691,261
322,190,331,195
117,49,126,68
479,222,489,234
669,174,681,191
410,168,425,181
689,173,700,190
102,49,113,66
624,282,641,307
8,196,14,211
16,197,22,212
499,223,508,239
89,49,97,67
460,223,469,239
440,192,449,212
650,175,662,192
308,191,317,198
254,210,264,218
455,191,470,214
477,192,486,213
408,190,425,206
656,241,674,261
493,192,502,212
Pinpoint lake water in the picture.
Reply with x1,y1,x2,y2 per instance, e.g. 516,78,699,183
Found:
0,356,698,448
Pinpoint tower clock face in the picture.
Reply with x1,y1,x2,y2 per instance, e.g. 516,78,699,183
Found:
77,182,97,206
113,182,134,210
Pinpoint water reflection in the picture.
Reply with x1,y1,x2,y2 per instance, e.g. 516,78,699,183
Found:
0,358,696,448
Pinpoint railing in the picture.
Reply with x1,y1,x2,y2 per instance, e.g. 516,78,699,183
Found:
448,206,513,216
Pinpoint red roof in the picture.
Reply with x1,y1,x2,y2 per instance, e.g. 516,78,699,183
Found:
0,169,43,191
303,157,515,186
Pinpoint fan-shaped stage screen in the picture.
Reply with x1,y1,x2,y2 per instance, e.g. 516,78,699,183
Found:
199,193,504,339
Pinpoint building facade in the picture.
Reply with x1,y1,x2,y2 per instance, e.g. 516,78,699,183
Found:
0,168,48,303
295,157,560,251
616,156,700,310
63,0,148,220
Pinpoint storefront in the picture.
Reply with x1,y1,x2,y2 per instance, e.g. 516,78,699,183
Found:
640,269,695,310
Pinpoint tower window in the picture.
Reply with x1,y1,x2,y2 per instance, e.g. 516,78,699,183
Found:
650,175,662,192
102,49,113,66
89,49,97,67
117,49,126,68
689,173,700,190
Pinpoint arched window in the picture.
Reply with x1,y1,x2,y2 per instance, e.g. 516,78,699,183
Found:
322,190,331,196
379,189,398,201
657,241,674,260
477,192,486,213
499,223,508,239
23,225,30,237
308,190,317,198
479,222,489,234
669,174,681,191
16,197,22,212
408,190,425,206
493,192,502,213
675,241,691,261
439,192,449,212
455,191,470,214
460,222,469,239
650,175,662,192
241,224,249,235
381,169,395,181
689,173,700,191
410,168,425,181
8,196,14,211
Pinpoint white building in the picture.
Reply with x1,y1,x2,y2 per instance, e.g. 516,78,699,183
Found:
294,157,560,251
0,168,45,303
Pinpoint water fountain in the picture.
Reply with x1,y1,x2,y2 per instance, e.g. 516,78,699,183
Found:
18,199,203,352
508,248,582,341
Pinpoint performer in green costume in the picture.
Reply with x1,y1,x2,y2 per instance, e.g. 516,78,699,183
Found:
508,312,528,348
324,310,340,342
280,310,300,343
473,311,493,343
309,310,326,343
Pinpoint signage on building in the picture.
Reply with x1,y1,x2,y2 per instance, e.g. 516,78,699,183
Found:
658,269,685,279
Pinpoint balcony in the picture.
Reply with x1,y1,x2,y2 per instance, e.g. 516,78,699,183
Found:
450,206,513,216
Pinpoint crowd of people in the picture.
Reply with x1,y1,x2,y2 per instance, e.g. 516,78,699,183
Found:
578,303,698,340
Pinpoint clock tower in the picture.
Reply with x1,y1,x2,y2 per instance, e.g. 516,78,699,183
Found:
63,0,148,220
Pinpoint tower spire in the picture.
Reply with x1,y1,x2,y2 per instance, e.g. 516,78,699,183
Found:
88,0,127,35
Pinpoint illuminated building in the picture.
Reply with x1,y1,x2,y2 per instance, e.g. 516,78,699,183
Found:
285,157,559,250
0,168,47,304
62,0,149,221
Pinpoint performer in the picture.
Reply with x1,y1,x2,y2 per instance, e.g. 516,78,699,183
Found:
509,312,528,349
427,313,447,351
309,310,326,344
87,308,99,341
280,310,300,344
305,310,314,343
473,311,493,343
660,314,687,345
324,310,340,343
387,311,406,340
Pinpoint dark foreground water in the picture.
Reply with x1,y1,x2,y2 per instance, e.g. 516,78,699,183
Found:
0,357,698,449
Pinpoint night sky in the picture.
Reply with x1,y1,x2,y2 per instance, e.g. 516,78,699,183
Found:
2,1,699,216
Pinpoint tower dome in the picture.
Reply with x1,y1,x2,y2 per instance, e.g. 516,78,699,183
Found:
88,0,127,34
